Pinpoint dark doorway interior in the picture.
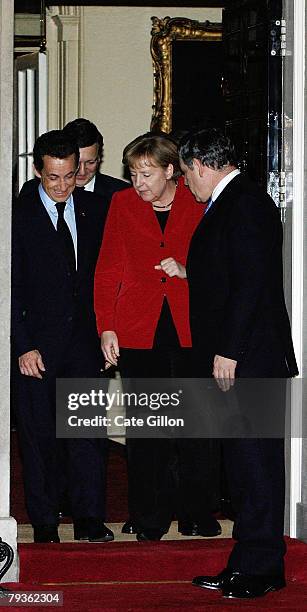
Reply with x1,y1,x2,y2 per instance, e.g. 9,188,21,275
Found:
223,0,282,188
172,40,224,133
170,0,282,189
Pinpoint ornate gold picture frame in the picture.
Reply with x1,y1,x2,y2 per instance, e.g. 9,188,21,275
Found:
150,17,222,133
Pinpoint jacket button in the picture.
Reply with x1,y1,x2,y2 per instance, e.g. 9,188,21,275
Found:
160,241,164,247
161,277,166,283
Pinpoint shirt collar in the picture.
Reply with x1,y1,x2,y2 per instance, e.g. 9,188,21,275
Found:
38,183,74,212
83,175,96,192
211,168,241,202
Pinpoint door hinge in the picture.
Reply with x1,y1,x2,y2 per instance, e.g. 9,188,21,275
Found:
268,171,286,208
270,19,286,57
279,171,286,206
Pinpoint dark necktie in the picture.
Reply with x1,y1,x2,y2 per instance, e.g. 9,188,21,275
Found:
55,202,76,272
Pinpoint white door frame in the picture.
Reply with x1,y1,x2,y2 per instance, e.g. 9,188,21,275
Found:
289,0,305,537
0,0,18,582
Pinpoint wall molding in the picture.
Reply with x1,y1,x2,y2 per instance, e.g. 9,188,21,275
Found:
47,6,82,128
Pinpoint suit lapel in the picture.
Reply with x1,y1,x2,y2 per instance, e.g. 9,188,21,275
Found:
197,173,242,226
30,190,71,274
93,173,104,197
131,180,196,239
209,173,242,214
158,181,189,239
134,195,163,238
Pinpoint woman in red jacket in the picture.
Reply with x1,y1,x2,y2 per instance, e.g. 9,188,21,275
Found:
94,132,220,541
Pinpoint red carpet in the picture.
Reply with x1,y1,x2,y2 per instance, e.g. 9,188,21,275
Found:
4,538,307,611
9,434,307,609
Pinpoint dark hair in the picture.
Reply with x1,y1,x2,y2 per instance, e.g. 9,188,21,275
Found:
122,132,181,179
179,127,238,170
33,130,80,172
63,118,104,158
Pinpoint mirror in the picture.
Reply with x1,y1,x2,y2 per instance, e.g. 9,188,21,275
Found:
150,17,223,134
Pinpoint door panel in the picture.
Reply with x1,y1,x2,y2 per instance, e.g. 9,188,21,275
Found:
222,0,282,192
14,51,47,194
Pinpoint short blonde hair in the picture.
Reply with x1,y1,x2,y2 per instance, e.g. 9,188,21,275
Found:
122,132,181,179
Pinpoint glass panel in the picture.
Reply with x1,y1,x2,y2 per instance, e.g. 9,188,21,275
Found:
17,70,26,155
18,156,27,193
26,68,35,154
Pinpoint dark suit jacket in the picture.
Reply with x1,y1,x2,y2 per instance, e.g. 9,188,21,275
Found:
12,188,108,359
187,173,298,377
93,172,128,204
19,172,128,209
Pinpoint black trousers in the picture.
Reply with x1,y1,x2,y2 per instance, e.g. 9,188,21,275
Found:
119,344,220,531
225,438,285,576
14,324,108,526
191,342,287,576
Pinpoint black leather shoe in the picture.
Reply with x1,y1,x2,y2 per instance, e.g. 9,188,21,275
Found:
193,568,234,590
121,520,138,534
33,524,60,543
73,518,88,540
137,528,166,541
74,518,114,542
222,573,286,599
179,518,222,537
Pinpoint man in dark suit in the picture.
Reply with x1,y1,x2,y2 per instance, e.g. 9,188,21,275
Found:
12,130,113,544
63,118,128,200
179,128,298,599
19,118,128,204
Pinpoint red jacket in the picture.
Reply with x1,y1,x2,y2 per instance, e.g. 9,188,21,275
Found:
94,178,204,348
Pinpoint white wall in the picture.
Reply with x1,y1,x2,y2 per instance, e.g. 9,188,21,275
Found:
80,7,222,179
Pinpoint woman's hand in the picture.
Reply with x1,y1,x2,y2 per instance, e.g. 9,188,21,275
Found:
101,331,119,366
154,257,186,279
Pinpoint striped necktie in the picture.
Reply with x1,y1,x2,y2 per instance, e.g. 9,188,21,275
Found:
205,196,213,214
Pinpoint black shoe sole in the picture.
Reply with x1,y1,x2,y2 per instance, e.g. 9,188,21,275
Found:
137,531,166,541
193,583,222,591
223,585,285,599
87,536,114,543
222,581,286,599
74,532,114,542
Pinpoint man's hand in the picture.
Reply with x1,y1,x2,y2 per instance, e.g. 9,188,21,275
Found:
213,354,237,392
101,331,119,366
19,350,46,379
154,257,186,279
